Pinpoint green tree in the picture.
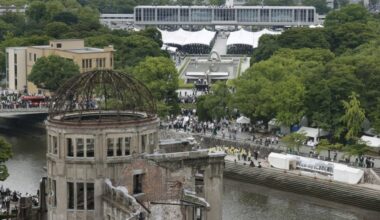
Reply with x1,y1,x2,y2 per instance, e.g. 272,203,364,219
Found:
302,0,331,14
0,137,12,181
341,92,366,142
26,1,47,23
132,56,179,116
45,22,70,38
324,4,371,28
371,98,380,134
316,139,343,160
282,131,307,153
274,75,305,127
196,81,231,121
52,11,79,25
29,55,80,92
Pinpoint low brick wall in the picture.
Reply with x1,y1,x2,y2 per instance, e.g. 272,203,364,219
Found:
224,161,380,211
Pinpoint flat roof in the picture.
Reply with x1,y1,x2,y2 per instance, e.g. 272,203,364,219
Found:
50,39,83,42
135,5,316,9
66,47,105,53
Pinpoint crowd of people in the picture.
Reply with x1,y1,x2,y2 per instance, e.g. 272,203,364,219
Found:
356,156,375,168
0,186,39,215
0,91,48,109
208,146,262,168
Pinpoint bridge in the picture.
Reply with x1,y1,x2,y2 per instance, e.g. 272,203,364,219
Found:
134,5,318,27
0,107,48,117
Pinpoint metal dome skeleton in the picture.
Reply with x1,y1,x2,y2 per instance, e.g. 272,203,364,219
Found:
49,69,156,122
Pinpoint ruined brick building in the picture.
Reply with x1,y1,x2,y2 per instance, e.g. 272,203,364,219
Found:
43,69,224,220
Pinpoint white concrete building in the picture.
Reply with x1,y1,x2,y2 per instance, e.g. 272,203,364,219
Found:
6,47,27,92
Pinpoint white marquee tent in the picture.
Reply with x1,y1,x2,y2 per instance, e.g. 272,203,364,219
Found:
236,116,251,124
297,126,329,146
226,28,282,49
360,135,380,148
158,28,216,47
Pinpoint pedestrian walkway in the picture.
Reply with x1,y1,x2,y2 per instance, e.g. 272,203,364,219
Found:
211,34,227,55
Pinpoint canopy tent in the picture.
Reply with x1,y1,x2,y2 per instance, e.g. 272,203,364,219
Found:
161,44,178,53
360,135,380,148
158,28,216,47
297,126,329,146
236,116,250,124
227,28,282,54
309,24,324,28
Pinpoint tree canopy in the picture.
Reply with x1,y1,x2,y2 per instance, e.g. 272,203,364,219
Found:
29,55,80,91
132,56,179,116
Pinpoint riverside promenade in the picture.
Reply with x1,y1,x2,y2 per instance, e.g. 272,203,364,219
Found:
224,161,380,211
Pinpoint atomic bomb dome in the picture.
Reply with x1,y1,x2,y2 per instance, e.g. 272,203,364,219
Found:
48,69,157,123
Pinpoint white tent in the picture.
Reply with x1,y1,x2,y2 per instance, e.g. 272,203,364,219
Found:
158,28,216,47
297,126,329,146
226,29,255,47
360,135,380,148
227,28,282,49
236,116,250,124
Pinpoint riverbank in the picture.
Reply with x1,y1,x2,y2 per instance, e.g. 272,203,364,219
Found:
223,178,380,220
224,161,380,211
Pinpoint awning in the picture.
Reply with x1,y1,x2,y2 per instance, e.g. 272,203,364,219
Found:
158,28,216,47
227,28,282,48
236,116,250,124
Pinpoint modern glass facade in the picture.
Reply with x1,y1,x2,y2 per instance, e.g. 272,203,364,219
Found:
134,6,317,25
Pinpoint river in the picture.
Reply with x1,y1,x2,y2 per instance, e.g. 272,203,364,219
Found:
0,116,379,219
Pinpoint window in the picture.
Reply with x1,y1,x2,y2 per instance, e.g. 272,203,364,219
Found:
52,179,57,207
67,138,74,157
57,43,62,48
29,53,32,61
82,59,85,68
33,54,36,62
124,137,131,156
53,136,58,155
107,138,114,157
14,65,17,76
116,138,122,156
48,135,52,153
86,138,94,157
133,174,143,194
149,133,154,146
87,183,94,210
77,182,85,210
14,54,17,64
67,182,94,211
194,207,202,220
67,182,74,209
76,138,84,157
141,135,147,153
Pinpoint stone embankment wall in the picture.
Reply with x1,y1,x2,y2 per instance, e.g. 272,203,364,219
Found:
224,161,380,211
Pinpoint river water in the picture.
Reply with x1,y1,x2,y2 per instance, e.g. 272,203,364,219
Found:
0,116,379,219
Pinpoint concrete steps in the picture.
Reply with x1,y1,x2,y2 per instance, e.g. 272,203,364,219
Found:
224,161,380,211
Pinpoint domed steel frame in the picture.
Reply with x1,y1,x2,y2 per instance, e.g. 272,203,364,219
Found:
49,69,156,122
